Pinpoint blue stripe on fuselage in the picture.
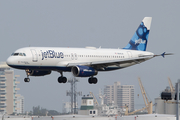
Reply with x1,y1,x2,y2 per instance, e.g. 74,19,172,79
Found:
7,65,123,72
7,64,71,72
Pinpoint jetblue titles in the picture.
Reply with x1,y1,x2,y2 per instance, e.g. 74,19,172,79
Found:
41,50,64,60
135,39,146,45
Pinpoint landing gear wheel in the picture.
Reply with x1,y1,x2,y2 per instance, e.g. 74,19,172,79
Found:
88,77,98,84
62,77,67,83
58,77,67,83
93,77,98,84
24,78,30,82
88,78,93,84
58,77,62,83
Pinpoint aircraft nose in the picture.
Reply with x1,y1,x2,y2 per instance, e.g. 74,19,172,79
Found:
6,56,15,65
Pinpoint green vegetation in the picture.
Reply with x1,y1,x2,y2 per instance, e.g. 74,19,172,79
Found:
32,106,60,116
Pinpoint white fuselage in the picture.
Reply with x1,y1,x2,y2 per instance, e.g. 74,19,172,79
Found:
6,47,154,72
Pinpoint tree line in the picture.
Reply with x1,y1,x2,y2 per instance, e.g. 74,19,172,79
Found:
30,106,60,116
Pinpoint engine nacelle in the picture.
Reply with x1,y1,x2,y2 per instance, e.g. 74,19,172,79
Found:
26,70,51,76
72,65,98,77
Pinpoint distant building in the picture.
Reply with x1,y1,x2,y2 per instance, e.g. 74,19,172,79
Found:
155,86,177,114
78,95,94,115
104,81,134,111
62,102,71,113
16,95,24,114
117,85,134,112
104,81,120,105
0,62,21,114
62,102,78,113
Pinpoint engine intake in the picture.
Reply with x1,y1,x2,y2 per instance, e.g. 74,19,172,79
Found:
72,65,98,77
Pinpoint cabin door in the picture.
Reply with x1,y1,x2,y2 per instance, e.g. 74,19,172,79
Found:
30,49,38,62
127,51,132,58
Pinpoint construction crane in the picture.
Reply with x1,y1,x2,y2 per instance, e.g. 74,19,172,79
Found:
125,77,152,115
168,77,175,92
125,105,149,115
89,92,99,106
162,77,176,104
138,77,152,114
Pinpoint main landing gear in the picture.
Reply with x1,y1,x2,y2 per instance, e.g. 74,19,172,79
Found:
58,76,67,83
88,77,98,84
58,71,67,83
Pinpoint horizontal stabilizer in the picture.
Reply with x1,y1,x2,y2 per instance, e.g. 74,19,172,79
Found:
154,52,173,58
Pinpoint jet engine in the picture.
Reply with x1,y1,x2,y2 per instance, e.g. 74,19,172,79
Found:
72,65,98,77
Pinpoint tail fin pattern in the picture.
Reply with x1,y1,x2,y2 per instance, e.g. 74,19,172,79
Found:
123,17,152,51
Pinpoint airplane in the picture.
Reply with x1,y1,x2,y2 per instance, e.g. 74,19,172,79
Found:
6,17,171,84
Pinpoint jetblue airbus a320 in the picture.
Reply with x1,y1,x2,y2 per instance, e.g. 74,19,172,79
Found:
6,17,171,84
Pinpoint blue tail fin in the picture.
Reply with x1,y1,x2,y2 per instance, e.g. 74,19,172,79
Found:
123,17,152,51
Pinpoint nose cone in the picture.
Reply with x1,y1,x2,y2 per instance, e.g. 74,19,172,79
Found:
6,56,16,66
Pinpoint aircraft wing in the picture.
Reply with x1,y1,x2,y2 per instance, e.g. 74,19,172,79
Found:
66,55,153,69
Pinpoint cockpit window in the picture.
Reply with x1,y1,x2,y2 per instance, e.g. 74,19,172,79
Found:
11,53,26,56
13,53,19,56
19,53,23,56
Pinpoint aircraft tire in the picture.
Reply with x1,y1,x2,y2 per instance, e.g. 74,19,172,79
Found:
93,77,98,84
88,77,97,84
58,77,67,83
58,77,62,83
88,78,92,84
62,77,67,83
24,78,30,82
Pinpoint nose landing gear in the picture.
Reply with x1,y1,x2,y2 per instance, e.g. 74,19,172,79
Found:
24,69,30,82
24,78,30,82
